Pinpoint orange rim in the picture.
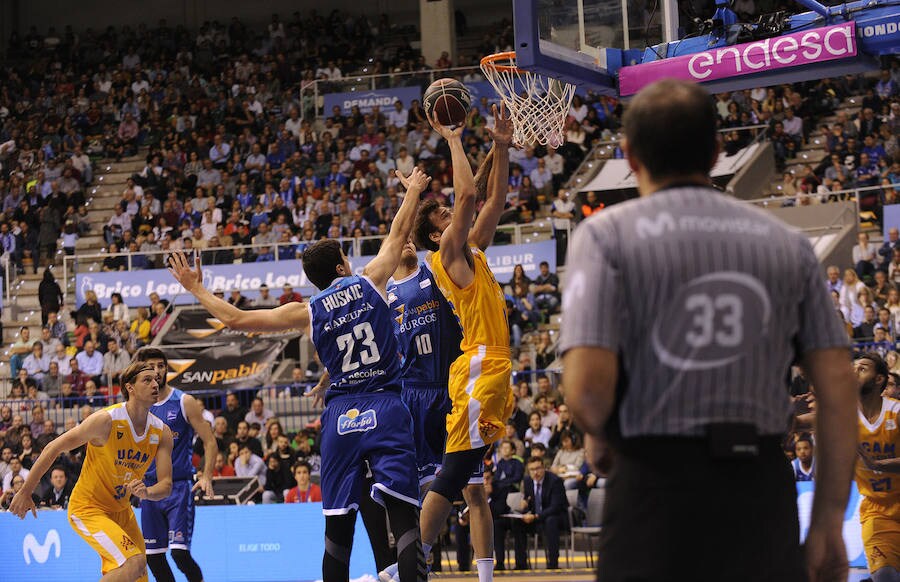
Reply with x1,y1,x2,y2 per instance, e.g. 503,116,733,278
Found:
480,51,523,73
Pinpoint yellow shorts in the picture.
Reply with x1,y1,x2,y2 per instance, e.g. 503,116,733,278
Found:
861,497,900,573
68,506,147,580
446,347,514,453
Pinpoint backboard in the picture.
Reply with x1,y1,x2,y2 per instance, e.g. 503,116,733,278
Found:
512,0,678,92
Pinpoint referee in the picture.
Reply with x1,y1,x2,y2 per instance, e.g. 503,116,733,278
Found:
560,79,857,582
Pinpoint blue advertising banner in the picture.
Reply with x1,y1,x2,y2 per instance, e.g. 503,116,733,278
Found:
2,504,375,582
76,240,557,307
323,86,422,116
796,481,867,569
1,483,869,581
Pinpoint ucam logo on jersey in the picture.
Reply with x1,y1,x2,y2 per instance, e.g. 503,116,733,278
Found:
22,530,61,564
337,408,377,435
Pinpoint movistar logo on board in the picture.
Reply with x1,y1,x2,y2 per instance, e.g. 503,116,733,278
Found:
22,530,61,564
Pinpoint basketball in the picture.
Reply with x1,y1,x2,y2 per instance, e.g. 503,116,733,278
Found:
423,78,471,127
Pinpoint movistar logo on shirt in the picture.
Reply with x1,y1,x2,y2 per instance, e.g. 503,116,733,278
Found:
336,408,377,435
321,284,363,312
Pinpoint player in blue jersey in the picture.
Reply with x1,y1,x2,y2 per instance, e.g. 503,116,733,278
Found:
135,347,218,582
387,241,463,492
168,167,431,582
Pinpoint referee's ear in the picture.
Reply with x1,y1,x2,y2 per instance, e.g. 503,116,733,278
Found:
621,138,638,173
709,138,721,173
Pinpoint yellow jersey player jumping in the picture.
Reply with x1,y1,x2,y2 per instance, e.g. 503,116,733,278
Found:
10,361,174,582
854,352,900,581
380,104,514,582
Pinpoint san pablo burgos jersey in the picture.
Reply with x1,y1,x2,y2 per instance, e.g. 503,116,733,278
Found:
310,275,402,402
387,262,462,386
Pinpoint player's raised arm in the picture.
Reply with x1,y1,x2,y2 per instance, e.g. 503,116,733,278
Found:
167,251,310,334
468,103,513,251
362,167,430,288
435,115,477,265
9,410,112,518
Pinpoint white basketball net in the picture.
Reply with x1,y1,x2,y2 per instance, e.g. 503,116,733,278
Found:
480,52,577,148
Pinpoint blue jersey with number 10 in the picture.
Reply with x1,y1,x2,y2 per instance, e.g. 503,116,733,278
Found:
388,263,462,385
310,275,401,401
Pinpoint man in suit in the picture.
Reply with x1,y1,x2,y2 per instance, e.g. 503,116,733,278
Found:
40,466,73,509
511,456,568,569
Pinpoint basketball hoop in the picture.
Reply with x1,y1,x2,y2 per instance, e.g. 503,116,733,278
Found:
480,51,577,148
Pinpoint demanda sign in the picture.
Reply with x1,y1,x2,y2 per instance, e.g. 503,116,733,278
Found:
75,240,556,308
618,22,857,96
323,86,422,116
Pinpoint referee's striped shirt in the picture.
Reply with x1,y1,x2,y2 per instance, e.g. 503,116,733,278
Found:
559,186,849,438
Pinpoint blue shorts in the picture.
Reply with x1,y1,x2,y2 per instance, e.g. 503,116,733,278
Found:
141,479,196,553
402,383,451,486
320,391,419,515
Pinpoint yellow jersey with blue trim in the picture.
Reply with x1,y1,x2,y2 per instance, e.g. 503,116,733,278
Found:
429,247,509,353
69,403,166,515
855,397,900,520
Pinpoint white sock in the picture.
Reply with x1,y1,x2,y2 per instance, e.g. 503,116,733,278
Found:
423,542,432,562
476,558,494,582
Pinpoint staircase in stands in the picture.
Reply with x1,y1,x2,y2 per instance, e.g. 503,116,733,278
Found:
0,154,146,388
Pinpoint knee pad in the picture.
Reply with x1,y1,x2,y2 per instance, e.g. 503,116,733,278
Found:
170,549,204,582
324,514,356,564
146,553,175,582
431,447,487,503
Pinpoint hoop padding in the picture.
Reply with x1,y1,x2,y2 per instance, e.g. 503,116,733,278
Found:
480,52,577,148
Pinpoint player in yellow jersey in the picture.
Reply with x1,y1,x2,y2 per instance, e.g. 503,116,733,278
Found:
381,104,514,582
854,352,900,581
10,361,174,582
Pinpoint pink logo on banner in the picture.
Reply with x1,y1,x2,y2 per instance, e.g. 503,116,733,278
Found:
618,22,857,96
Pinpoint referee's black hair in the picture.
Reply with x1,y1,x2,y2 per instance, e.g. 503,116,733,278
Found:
623,79,718,180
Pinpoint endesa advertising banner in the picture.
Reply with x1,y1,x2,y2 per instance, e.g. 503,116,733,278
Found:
323,86,422,116
76,240,557,308
161,340,287,391
618,22,858,96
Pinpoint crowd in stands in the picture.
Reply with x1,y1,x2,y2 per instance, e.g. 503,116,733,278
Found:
2,9,900,571
767,66,900,215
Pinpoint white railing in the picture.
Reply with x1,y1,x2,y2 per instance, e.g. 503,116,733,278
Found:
59,221,563,301
300,65,484,121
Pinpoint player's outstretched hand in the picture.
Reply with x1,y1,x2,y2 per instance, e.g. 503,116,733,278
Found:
427,111,464,141
396,166,431,196
304,372,329,408
167,251,203,294
805,521,848,582
193,475,215,498
485,102,513,146
8,489,37,519
126,479,149,500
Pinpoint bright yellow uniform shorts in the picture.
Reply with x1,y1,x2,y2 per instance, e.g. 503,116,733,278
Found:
68,505,147,580
446,346,514,453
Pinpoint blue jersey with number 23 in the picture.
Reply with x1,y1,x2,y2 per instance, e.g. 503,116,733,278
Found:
310,275,401,401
